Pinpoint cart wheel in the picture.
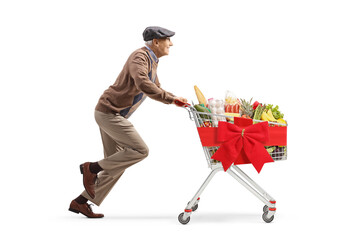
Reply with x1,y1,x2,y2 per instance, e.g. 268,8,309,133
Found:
262,212,274,223
263,205,268,213
178,213,190,225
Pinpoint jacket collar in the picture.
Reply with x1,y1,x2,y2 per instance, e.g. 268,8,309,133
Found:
145,45,159,63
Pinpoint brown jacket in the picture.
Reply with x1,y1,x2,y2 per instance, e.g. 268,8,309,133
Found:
95,47,176,117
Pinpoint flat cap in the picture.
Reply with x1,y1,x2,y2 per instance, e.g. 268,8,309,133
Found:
143,26,175,41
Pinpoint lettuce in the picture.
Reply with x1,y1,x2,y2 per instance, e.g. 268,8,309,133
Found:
266,104,284,119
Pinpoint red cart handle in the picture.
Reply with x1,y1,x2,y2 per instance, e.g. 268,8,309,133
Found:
174,99,191,107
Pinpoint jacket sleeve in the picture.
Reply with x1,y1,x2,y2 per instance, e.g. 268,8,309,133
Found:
130,52,176,104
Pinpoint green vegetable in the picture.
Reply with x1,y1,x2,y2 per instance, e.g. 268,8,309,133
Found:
265,146,276,153
194,104,211,115
200,104,211,113
253,104,266,120
194,104,212,125
265,104,284,119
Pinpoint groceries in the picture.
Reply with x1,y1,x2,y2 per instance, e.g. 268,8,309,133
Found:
192,86,287,162
208,99,226,124
225,90,240,114
194,85,207,106
224,112,241,117
239,98,254,119
191,86,287,162
253,104,266,121
265,146,287,160
265,104,284,120
261,110,277,122
192,86,287,127
194,104,211,119
260,106,286,125
276,118,286,125
194,104,211,127
223,112,240,123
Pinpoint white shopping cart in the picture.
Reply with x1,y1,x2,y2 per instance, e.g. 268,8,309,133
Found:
174,100,287,224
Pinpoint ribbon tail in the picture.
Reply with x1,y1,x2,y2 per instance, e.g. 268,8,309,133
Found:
212,137,243,172
247,141,274,173
212,146,232,171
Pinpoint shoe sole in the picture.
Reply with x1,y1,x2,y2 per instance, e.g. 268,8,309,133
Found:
68,208,103,218
69,208,80,214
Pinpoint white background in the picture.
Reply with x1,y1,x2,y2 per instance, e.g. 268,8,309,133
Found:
1,0,359,239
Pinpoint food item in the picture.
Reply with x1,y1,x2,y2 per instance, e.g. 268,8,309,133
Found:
199,103,211,112
206,98,213,108
225,105,239,113
252,101,261,110
261,109,279,123
266,109,277,122
194,104,212,127
194,85,207,105
203,121,212,127
225,104,240,113
224,112,240,122
273,146,285,159
224,113,241,117
265,146,276,153
225,90,237,105
241,114,251,119
277,118,287,125
225,91,240,114
265,104,284,120
276,118,287,127
265,146,286,160
261,111,270,121
208,99,226,126
253,104,266,120
261,111,275,122
194,104,211,117
239,98,254,118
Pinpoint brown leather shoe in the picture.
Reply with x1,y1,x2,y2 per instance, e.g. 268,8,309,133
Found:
80,162,96,199
69,200,104,218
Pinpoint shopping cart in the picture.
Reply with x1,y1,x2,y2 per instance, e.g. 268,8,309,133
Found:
174,100,287,224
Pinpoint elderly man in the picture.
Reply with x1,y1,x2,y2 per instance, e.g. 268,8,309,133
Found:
69,26,187,218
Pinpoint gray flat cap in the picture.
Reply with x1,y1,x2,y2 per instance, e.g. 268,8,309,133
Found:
143,26,175,41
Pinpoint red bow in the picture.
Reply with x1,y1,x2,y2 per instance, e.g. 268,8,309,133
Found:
211,121,274,173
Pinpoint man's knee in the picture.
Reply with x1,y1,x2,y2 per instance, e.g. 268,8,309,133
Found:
140,145,149,158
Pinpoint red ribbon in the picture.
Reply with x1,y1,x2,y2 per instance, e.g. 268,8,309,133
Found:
211,121,274,173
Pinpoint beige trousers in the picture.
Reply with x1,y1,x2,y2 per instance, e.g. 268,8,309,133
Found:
81,111,149,206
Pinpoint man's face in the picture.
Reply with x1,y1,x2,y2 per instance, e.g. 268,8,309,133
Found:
153,37,173,58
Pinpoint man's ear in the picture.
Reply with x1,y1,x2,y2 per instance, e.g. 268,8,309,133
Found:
153,39,159,46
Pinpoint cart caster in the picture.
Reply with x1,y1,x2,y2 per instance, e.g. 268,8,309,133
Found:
178,213,191,225
187,201,199,212
262,212,274,223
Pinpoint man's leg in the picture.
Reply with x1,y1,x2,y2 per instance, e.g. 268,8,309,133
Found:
70,128,115,218
77,128,121,205
99,128,119,158
81,111,149,206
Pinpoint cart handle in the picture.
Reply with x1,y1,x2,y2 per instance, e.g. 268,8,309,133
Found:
174,99,191,108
